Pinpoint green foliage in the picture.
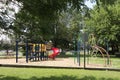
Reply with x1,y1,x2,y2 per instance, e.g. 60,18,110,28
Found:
12,0,86,48
95,0,118,8
85,0,120,46
54,8,84,49
2,0,119,50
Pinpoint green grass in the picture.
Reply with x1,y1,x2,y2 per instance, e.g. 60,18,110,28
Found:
0,67,120,80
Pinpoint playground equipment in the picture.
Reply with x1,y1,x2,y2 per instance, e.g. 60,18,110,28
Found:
29,43,47,61
72,32,111,67
29,44,60,61
91,45,111,65
88,34,111,66
48,47,60,60
16,40,60,63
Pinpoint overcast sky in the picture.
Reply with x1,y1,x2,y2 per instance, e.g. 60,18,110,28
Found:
85,0,96,9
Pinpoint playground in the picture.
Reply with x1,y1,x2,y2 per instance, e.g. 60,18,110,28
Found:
0,0,120,80
0,33,120,70
0,34,120,70
0,51,120,70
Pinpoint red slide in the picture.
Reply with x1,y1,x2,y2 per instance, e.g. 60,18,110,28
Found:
48,47,60,59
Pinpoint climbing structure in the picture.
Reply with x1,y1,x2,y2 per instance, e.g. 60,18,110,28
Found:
88,34,111,66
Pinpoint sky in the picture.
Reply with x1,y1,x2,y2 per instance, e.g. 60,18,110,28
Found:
85,0,96,9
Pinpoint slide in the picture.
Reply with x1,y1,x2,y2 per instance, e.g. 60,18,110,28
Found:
48,47,60,59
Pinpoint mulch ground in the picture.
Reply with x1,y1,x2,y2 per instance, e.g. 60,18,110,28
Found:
0,57,110,68
0,58,79,67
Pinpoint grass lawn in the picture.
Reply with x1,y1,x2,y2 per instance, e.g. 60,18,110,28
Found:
0,67,120,80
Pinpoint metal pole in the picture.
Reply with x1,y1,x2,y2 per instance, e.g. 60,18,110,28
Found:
84,33,86,69
16,40,18,63
73,38,76,64
87,46,89,65
106,40,109,65
26,40,28,63
77,41,80,66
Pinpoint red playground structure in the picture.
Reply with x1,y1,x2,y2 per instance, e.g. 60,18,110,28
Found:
48,47,60,60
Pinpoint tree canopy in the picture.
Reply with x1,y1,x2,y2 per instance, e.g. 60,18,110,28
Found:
0,0,120,50
9,0,85,45
85,0,120,53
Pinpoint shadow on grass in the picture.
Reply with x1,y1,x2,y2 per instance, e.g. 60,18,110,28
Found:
0,75,119,80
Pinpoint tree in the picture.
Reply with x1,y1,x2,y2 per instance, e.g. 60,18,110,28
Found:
0,0,21,45
0,0,99,49
11,0,86,47
85,0,120,53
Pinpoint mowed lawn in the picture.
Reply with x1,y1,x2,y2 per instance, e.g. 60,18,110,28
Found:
0,67,120,80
